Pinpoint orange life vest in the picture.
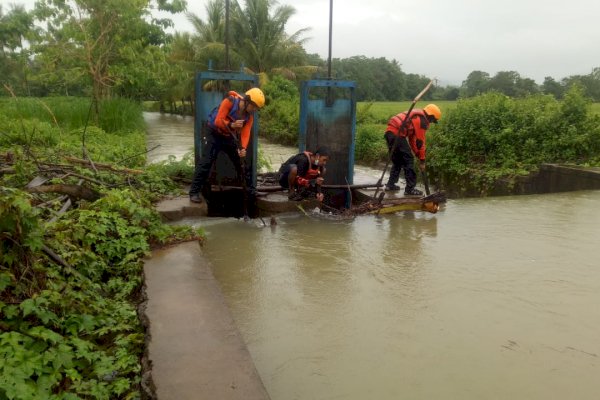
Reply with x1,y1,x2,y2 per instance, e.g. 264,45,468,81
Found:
386,109,429,161
296,151,321,187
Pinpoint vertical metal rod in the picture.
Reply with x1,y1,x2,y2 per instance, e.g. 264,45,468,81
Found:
225,0,230,70
325,0,334,106
327,0,333,78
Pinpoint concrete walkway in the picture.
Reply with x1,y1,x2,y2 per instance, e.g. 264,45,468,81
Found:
144,241,271,400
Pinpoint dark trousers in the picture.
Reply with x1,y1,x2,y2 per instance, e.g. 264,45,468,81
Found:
189,127,252,195
384,131,416,190
278,163,293,189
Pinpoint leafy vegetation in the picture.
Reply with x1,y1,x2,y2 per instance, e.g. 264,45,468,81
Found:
4,0,600,110
0,97,144,134
259,75,300,145
354,124,387,165
427,86,600,193
1,97,203,399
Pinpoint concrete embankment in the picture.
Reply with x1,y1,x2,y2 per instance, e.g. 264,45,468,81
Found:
143,240,271,400
435,164,600,197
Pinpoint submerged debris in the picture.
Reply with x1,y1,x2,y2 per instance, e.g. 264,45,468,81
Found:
300,191,447,220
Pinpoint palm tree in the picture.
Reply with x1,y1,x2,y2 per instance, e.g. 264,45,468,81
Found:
187,0,225,44
231,0,310,73
186,0,315,78
163,32,197,113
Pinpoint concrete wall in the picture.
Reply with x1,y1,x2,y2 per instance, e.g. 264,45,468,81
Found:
435,164,600,198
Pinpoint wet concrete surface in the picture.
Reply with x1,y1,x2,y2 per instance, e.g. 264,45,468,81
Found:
155,195,207,221
144,241,271,400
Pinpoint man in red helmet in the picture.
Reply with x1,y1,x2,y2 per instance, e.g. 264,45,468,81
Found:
189,87,265,203
384,103,441,196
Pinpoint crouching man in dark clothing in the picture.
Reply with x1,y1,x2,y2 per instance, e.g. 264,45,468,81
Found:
278,147,330,202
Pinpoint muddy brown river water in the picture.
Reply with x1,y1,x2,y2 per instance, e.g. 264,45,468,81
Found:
146,112,600,399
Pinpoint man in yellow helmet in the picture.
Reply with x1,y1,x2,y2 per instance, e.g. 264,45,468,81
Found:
384,103,441,196
189,88,265,203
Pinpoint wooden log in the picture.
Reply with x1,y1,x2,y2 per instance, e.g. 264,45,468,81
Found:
27,184,102,201
369,201,439,214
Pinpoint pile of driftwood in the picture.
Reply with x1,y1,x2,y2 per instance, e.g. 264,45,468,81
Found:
1,151,143,221
352,191,447,215
300,186,447,220
251,171,447,218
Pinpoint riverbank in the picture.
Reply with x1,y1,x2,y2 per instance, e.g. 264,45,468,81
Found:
433,163,600,198
143,241,270,400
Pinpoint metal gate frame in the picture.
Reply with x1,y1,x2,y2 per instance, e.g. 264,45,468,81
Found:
194,70,259,186
298,79,357,185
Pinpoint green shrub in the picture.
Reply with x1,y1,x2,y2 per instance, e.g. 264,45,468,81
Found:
260,76,300,145
0,187,202,400
427,85,600,187
356,102,377,124
354,123,387,164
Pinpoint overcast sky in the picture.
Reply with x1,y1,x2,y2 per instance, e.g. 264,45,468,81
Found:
8,0,600,85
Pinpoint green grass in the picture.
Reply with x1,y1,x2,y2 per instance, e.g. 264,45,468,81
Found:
0,97,147,168
360,100,457,123
0,97,144,133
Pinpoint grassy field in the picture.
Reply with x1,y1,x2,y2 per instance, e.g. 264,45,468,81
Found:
364,100,599,122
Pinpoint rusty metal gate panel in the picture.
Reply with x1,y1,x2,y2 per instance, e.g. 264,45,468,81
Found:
299,80,357,186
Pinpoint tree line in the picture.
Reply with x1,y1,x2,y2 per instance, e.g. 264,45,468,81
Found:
2,0,600,108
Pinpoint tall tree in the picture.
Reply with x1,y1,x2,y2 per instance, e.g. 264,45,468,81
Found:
184,0,313,84
577,67,600,101
541,76,565,99
33,0,186,105
0,5,35,95
187,0,225,44
514,76,539,97
230,0,309,73
461,70,490,97
332,56,406,101
488,71,521,97
186,0,238,71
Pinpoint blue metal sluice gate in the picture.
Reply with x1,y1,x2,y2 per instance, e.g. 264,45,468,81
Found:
299,79,357,186
193,71,358,213
193,70,259,188
299,79,357,209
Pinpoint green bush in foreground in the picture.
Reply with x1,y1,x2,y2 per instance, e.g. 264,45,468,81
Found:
0,96,202,399
0,188,202,400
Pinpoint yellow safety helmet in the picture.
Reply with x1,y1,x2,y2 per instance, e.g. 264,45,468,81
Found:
245,87,265,108
423,104,442,122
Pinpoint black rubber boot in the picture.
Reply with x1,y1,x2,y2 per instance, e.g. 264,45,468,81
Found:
404,187,423,196
189,193,203,203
